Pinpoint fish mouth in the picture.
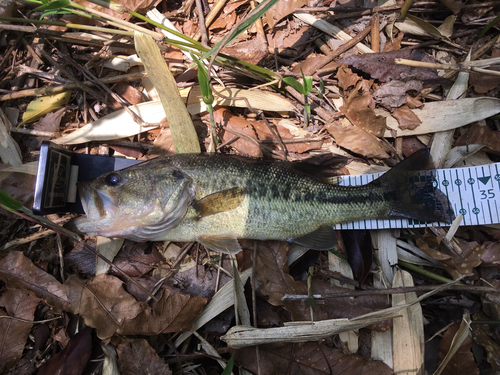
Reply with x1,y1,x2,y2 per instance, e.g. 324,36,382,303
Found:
78,182,90,216
77,182,115,221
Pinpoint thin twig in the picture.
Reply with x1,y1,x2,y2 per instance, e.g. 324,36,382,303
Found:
195,0,209,46
0,71,147,101
282,284,499,301
0,316,62,324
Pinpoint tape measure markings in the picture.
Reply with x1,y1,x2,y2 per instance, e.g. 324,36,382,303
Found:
334,162,500,229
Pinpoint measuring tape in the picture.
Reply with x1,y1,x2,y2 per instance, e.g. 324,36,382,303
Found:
334,162,500,230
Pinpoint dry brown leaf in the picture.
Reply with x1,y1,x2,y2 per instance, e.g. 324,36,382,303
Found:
373,80,423,109
64,274,144,340
209,10,237,32
471,323,500,371
340,86,387,137
116,339,172,375
33,107,66,133
335,65,362,91
456,123,500,155
118,288,207,336
222,33,268,65
402,137,426,157
249,240,309,320
214,108,321,157
406,95,424,109
470,71,500,94
235,341,393,375
392,105,422,130
0,173,36,207
0,251,70,312
266,0,307,28
325,119,390,159
0,289,40,372
110,82,144,109
480,242,500,265
310,280,391,332
268,25,314,52
438,322,479,375
338,49,444,85
175,262,233,298
111,242,164,277
38,327,92,375
215,108,267,157
382,31,404,52
416,233,486,278
64,240,97,276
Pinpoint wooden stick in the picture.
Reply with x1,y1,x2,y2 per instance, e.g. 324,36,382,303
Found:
193,0,229,42
370,13,380,53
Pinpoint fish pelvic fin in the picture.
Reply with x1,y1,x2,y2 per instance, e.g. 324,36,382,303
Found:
372,148,455,224
197,234,242,254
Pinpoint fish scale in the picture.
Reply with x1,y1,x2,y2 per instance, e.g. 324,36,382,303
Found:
73,150,454,253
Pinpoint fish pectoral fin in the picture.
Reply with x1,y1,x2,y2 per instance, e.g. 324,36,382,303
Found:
193,187,246,219
197,234,242,254
292,225,337,250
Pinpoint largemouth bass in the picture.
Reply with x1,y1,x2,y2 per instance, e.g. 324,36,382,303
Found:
73,149,454,253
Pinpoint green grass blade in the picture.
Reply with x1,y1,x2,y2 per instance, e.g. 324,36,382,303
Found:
0,189,22,211
191,53,214,105
478,13,500,38
220,355,235,375
283,77,305,95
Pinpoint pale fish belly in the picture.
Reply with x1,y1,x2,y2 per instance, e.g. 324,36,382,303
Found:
152,195,252,242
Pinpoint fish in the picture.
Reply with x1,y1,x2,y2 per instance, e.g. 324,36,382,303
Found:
73,149,454,253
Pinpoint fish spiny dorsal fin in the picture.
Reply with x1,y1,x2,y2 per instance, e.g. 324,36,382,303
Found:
193,187,246,219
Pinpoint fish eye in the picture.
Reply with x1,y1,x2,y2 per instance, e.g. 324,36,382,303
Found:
105,173,121,186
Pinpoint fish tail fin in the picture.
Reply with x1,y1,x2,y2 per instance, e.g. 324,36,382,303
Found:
372,148,455,224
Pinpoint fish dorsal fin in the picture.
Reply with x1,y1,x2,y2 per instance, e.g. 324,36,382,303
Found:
193,187,246,218
197,234,242,254
292,225,337,250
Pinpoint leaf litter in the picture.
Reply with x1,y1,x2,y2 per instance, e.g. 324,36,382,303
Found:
1,0,500,373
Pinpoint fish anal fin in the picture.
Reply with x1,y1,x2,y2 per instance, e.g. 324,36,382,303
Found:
193,187,246,219
198,234,242,254
292,225,337,250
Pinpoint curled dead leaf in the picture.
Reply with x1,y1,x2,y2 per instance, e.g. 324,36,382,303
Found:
392,105,422,130
325,119,390,159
